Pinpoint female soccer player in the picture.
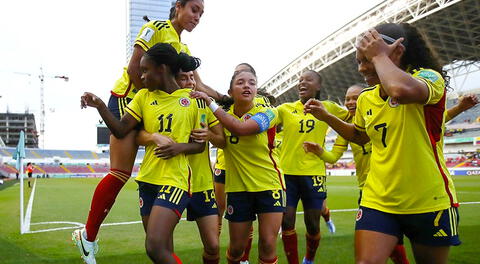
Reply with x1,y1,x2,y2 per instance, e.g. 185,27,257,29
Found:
213,62,262,264
191,70,284,264
138,70,224,264
276,70,348,264
72,1,208,262
304,23,461,264
79,43,204,264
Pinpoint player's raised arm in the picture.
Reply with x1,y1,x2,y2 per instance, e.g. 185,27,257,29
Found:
80,92,138,138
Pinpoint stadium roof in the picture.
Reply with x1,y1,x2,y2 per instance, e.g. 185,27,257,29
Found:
261,0,480,104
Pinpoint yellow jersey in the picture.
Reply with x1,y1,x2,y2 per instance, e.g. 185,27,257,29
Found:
320,117,372,188
214,95,272,171
125,88,203,192
277,100,349,176
111,20,191,99
354,68,458,214
188,109,219,192
224,104,284,192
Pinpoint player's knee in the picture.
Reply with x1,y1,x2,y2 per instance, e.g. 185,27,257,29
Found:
305,217,320,234
281,215,295,230
145,237,169,262
204,240,219,255
228,244,244,259
258,236,276,256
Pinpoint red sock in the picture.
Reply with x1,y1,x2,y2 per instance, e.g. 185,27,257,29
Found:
282,229,299,264
85,169,130,241
240,226,254,261
172,253,183,264
226,248,241,264
203,251,220,264
305,232,321,261
259,256,278,264
322,207,331,222
390,244,409,264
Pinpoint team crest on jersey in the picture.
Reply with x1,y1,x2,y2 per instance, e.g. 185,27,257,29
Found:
243,114,252,121
227,205,234,215
139,197,144,208
356,208,363,221
214,169,221,176
179,97,191,107
388,97,399,108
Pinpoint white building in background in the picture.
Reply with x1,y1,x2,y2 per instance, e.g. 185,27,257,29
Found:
126,0,173,60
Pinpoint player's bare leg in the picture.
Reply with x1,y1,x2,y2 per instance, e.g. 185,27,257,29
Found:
146,206,181,264
355,230,398,264
214,182,226,236
196,215,220,263
411,243,450,264
227,221,252,263
258,212,282,263
281,206,298,264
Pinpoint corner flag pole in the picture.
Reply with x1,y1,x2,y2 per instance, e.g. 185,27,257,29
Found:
13,130,26,234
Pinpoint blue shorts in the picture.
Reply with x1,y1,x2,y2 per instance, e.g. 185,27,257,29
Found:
213,169,225,184
225,190,286,222
186,189,218,221
137,181,190,218
108,95,132,120
285,175,326,210
355,206,461,246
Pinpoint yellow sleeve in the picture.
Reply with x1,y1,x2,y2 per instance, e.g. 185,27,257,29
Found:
413,69,445,105
207,108,219,128
125,90,146,122
320,136,348,164
134,21,166,52
324,101,350,121
354,94,366,132
276,104,285,125
268,107,280,128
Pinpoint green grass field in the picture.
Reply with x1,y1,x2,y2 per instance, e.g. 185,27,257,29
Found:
0,176,479,263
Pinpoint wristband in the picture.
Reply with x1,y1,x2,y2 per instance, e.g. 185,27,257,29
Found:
209,101,219,112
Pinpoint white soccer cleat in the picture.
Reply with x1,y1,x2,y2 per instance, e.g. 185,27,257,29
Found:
326,219,336,233
240,261,249,264
72,228,98,264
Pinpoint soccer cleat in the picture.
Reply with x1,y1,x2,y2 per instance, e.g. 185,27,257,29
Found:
72,228,98,264
240,261,249,264
302,257,314,264
326,219,336,233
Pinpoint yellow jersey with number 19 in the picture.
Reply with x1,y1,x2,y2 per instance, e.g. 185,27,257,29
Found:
224,105,284,192
276,100,349,176
111,20,191,99
125,88,203,192
354,68,458,214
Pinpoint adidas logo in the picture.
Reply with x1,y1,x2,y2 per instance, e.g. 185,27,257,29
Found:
212,203,217,209
150,100,158,106
274,201,281,206
292,109,298,114
158,194,166,200
367,109,372,115
433,229,448,237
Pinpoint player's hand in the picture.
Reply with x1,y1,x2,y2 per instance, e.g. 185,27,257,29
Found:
303,141,324,156
190,91,213,105
355,28,404,61
81,92,104,109
457,94,479,111
154,143,182,159
191,126,208,143
151,133,175,148
304,99,329,121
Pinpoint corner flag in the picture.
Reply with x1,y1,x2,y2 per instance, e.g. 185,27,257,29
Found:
13,130,27,234
13,130,26,169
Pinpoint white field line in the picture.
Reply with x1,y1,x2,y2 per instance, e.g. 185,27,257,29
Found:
23,178,37,233
24,201,480,234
